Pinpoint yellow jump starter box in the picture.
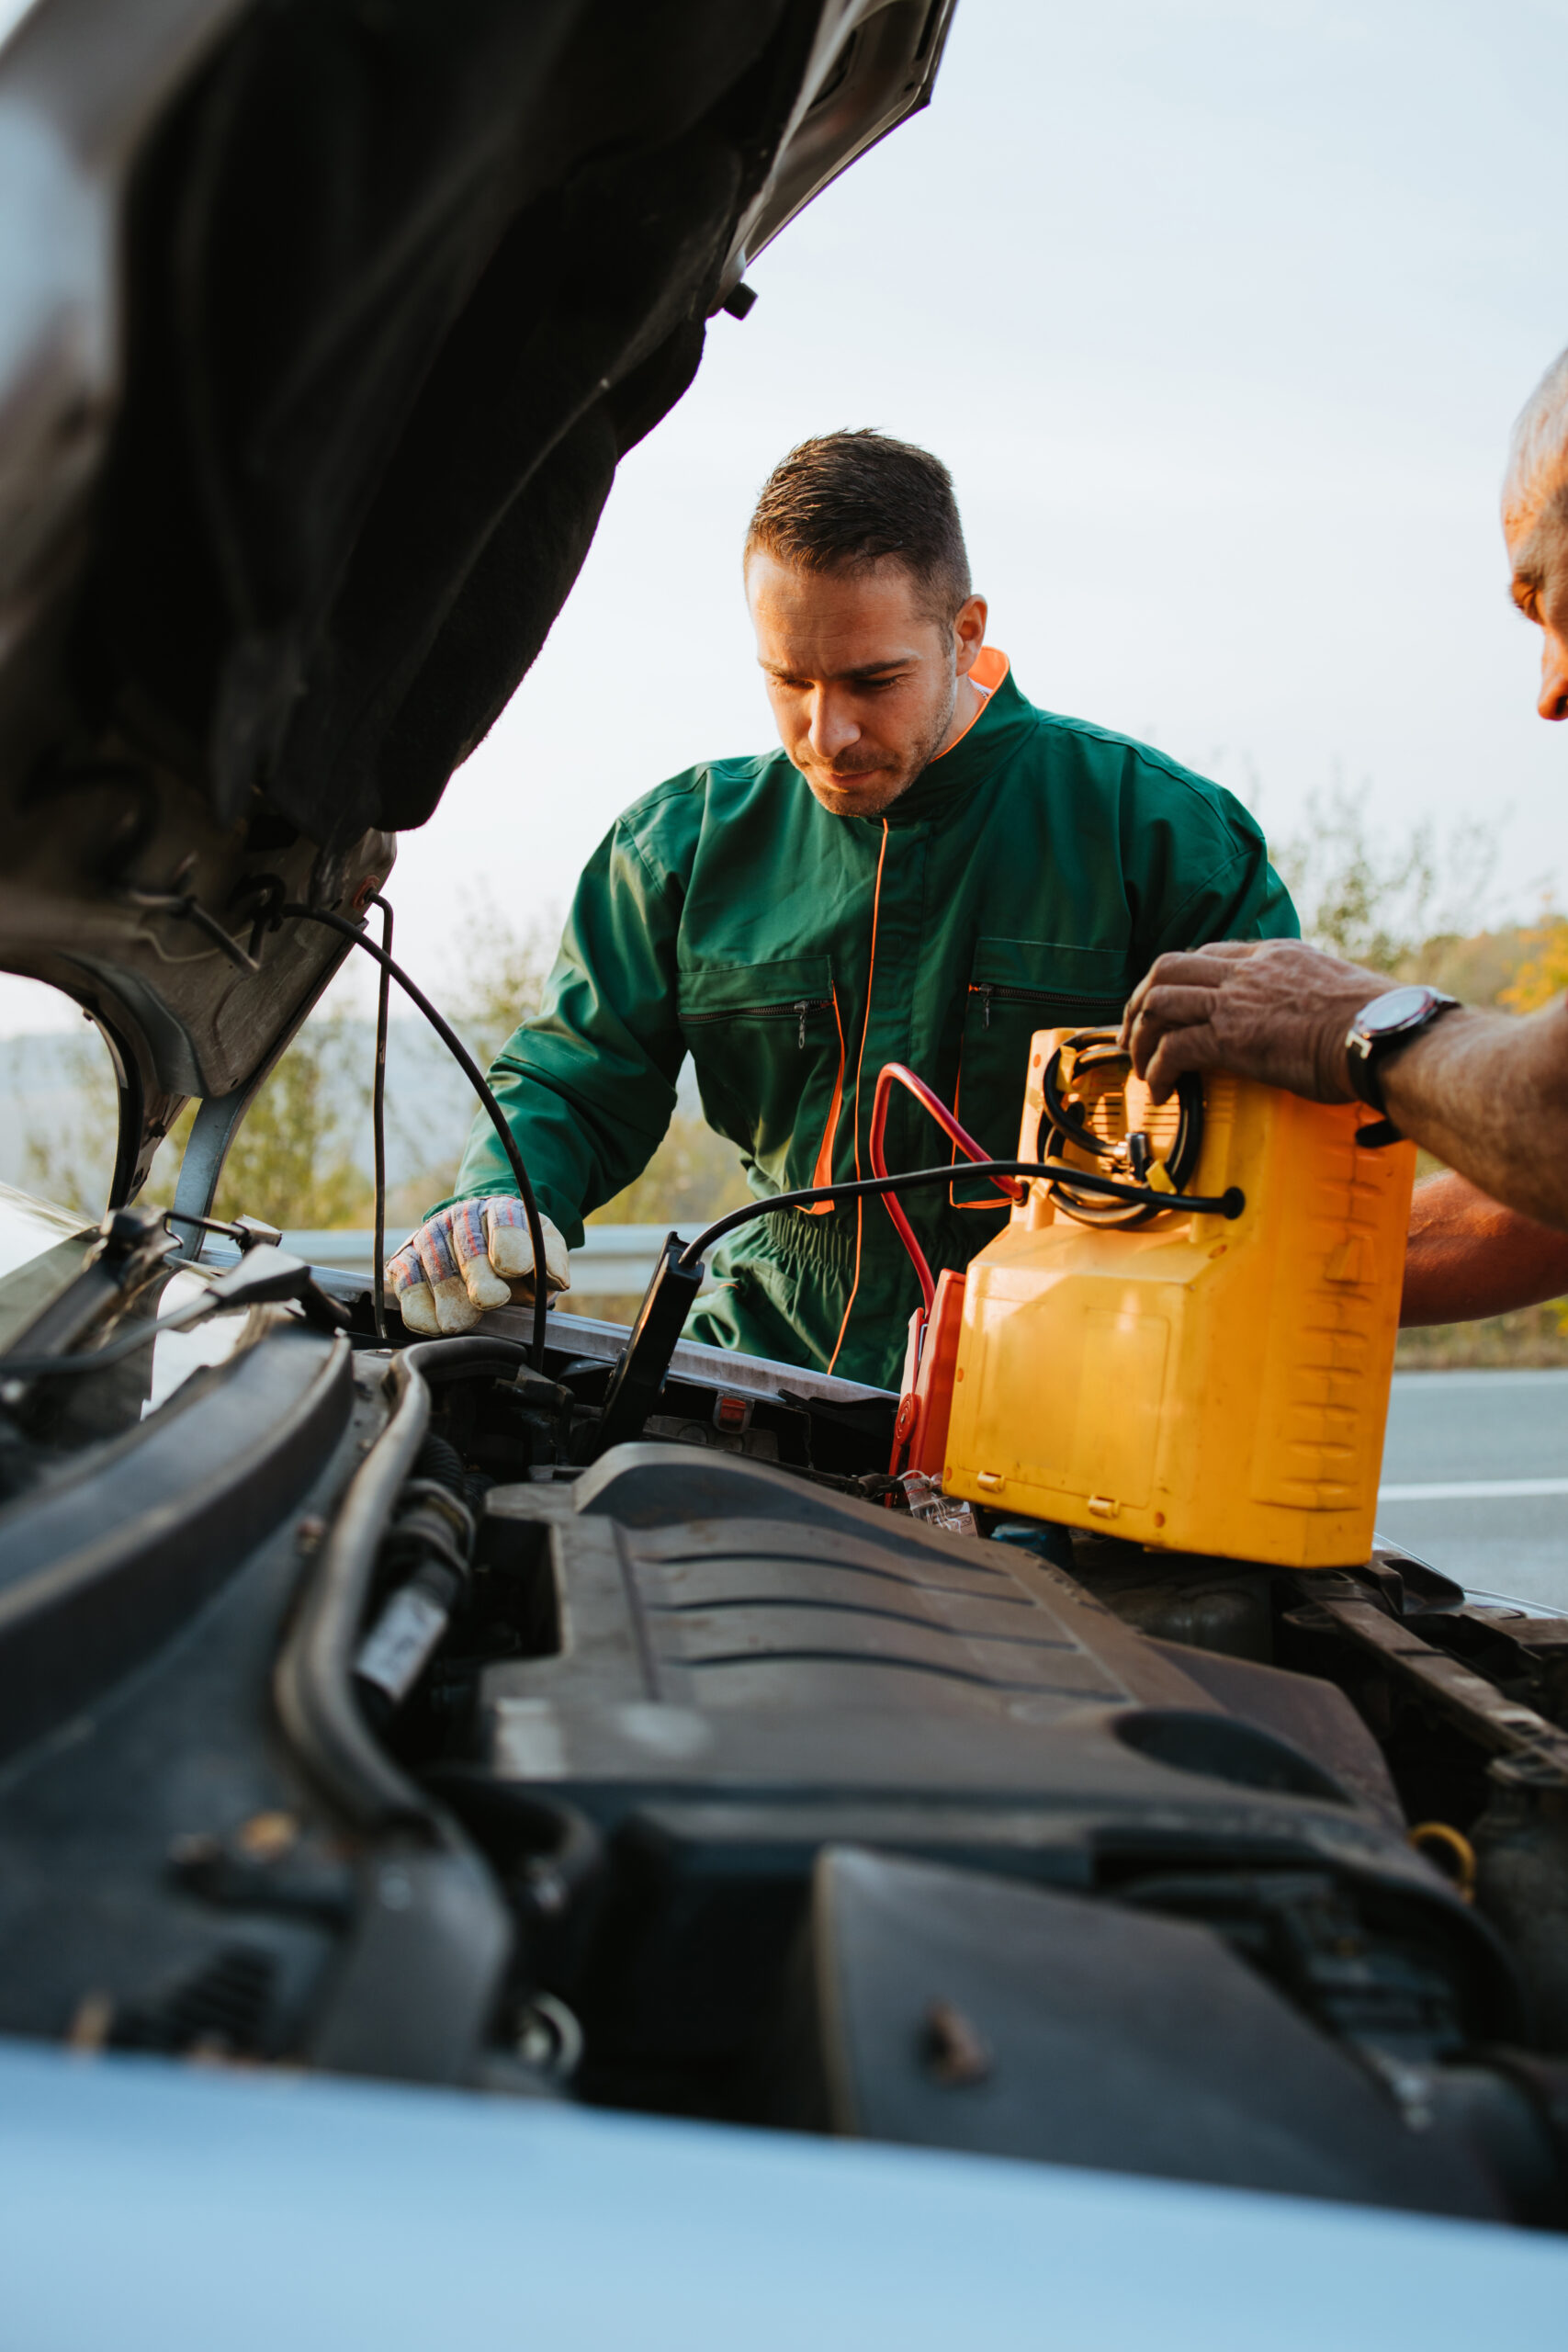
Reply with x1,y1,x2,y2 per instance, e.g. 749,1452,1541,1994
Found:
941,1030,1416,1568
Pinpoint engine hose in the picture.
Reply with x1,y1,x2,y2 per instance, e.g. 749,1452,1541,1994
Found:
275,1336,537,1829
413,1430,468,1498
422,1770,606,1927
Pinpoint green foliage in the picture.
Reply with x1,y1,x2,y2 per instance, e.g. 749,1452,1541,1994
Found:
382,892,562,1217
433,890,752,1231
442,891,558,1069
590,1113,752,1227
206,1015,371,1229
19,1014,371,1230
1500,908,1568,1016
1270,786,1495,977
25,792,1531,1254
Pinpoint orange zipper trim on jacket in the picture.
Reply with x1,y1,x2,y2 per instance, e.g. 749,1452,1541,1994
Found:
803,985,848,1214
929,645,1010,762
826,818,890,1374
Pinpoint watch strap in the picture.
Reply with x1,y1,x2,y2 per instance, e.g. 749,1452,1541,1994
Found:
1345,1039,1390,1114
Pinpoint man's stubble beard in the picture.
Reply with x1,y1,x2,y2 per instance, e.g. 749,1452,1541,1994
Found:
803,674,959,818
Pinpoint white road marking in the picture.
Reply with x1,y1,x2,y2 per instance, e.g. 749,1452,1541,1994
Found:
1379,1477,1568,1502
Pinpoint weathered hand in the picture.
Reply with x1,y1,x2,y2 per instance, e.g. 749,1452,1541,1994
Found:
1119,938,1391,1104
385,1198,570,1336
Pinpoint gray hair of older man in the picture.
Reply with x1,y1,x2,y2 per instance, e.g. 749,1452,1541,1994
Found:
1506,345,1568,514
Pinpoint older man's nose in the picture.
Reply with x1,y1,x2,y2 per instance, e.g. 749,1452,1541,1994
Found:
1539,630,1568,722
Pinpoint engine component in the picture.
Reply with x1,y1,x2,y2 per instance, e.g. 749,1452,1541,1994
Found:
455,1448,1521,2178
592,1238,709,1457
776,1845,1539,2220
942,1027,1417,1566
1473,1794,1568,2053
354,1478,476,1716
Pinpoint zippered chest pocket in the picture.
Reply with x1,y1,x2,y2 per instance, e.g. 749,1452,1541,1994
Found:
683,994,832,1049
952,937,1134,1204
677,956,840,1179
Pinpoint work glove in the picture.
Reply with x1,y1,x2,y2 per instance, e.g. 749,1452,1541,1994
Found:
386,1198,570,1336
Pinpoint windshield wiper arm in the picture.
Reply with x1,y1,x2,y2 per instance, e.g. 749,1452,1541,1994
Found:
0,1246,348,1394
0,1204,179,1377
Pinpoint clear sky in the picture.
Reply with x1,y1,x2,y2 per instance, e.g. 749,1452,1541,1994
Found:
4,0,1564,1033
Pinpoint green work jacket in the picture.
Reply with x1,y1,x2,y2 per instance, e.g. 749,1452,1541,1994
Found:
443,657,1297,1388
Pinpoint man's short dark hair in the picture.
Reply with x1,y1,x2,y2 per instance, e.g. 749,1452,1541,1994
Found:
745,429,971,623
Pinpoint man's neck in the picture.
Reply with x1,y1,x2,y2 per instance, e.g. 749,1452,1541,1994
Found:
937,672,985,757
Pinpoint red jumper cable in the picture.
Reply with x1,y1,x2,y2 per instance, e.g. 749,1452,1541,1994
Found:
870,1064,1025,1485
868,1061,1025,1311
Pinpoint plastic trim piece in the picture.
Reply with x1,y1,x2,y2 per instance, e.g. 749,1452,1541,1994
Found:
0,1320,352,1769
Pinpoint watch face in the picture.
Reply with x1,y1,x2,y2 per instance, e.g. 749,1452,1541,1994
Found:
1359,984,1438,1038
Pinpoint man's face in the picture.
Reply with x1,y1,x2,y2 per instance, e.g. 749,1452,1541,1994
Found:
1505,481,1568,722
746,550,987,817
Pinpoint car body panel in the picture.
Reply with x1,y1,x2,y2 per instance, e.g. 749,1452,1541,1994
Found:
2,2039,1564,2352
0,0,954,1211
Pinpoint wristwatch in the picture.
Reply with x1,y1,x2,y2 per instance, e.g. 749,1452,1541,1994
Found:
1345,984,1460,1117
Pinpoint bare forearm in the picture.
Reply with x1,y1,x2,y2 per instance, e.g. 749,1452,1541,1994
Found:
1401,1170,1568,1323
1382,1004,1568,1232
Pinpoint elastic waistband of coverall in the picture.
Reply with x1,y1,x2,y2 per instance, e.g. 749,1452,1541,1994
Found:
739,1204,861,1275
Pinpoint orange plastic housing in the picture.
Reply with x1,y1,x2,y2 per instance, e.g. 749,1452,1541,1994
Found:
942,1031,1417,1568
891,1268,967,1478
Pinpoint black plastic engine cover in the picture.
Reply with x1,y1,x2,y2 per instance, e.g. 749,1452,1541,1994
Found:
483,1448,1419,1846
474,1447,1511,2080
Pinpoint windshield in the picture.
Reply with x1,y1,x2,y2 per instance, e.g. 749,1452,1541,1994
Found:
0,1181,254,1425
0,1182,95,1351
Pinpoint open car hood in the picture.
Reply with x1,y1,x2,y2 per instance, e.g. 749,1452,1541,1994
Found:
0,0,955,1203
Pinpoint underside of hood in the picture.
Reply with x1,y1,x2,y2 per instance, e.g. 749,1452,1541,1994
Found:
0,0,954,1202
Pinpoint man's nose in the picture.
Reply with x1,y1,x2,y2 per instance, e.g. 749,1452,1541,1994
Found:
807,688,859,763
1539,629,1568,722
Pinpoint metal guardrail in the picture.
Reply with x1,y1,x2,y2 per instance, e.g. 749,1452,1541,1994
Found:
281,1225,705,1299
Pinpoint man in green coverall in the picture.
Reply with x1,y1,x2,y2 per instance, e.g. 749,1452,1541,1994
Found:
389,432,1298,1391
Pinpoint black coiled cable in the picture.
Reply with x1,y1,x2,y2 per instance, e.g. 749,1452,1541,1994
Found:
678,1154,1244,1270
1039,1032,1203,1228
281,904,549,1370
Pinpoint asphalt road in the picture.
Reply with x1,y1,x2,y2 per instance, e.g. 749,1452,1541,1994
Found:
1378,1370,1568,1612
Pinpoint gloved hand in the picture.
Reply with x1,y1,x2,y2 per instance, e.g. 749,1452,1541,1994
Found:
386,1198,570,1336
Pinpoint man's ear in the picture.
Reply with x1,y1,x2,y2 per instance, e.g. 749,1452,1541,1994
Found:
953,594,988,675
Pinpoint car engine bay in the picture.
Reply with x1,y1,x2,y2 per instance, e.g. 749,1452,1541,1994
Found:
0,0,1560,2236
3,1233,1568,2232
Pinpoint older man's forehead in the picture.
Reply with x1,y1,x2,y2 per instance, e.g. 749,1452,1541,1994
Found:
1506,482,1568,589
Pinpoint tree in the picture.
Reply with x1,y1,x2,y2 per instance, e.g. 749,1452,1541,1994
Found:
442,891,558,1068
19,1014,370,1229
16,798,1541,1253
1500,911,1568,1017
434,889,751,1229
198,1013,371,1229
1271,786,1495,976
